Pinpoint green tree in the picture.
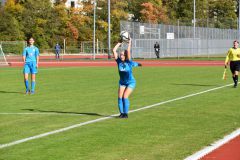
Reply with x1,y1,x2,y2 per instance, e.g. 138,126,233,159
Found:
19,0,65,48
46,3,69,47
177,0,211,26
96,0,129,44
177,0,193,25
162,0,179,22
208,0,237,29
0,0,24,40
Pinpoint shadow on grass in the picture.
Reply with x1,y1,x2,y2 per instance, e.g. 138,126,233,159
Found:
0,90,23,94
22,108,115,117
172,83,219,87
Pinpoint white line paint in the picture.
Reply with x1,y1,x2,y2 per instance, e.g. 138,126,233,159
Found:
0,116,115,149
0,113,84,116
0,83,235,149
184,128,240,160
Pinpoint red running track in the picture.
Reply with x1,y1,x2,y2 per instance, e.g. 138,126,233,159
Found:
5,55,224,67
7,60,224,67
200,135,240,160
8,60,224,67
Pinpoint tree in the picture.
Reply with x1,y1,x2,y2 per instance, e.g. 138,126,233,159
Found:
140,1,168,24
127,0,168,23
96,0,129,44
127,0,145,21
0,0,24,40
162,0,179,22
177,0,193,24
50,4,69,46
176,0,211,26
20,0,68,48
0,11,24,40
71,0,93,41
208,0,237,29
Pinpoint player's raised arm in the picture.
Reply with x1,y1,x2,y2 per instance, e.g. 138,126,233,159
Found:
113,42,122,60
127,38,132,60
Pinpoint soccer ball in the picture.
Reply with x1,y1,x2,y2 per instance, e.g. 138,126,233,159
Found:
120,31,130,43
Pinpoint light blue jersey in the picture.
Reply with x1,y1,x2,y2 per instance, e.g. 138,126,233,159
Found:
22,46,39,74
116,58,139,87
23,46,39,63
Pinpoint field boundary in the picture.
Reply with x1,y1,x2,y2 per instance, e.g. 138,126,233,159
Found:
185,128,240,160
8,61,224,67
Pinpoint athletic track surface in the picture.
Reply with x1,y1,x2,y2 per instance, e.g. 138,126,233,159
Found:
3,55,240,160
6,55,225,67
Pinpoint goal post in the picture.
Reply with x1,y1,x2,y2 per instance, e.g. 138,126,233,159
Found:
0,43,8,66
0,41,26,66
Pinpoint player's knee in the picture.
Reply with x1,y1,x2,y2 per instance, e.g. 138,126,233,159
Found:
123,94,129,99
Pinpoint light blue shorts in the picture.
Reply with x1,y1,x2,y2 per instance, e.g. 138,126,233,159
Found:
23,62,38,74
119,81,136,89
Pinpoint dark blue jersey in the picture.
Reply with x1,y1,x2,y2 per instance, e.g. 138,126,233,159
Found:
55,44,61,51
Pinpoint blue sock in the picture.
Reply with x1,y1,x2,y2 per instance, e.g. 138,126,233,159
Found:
31,81,36,92
123,98,130,114
24,80,29,91
118,98,123,113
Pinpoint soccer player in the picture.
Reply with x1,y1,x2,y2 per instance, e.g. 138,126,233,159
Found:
225,40,240,88
113,38,142,118
22,37,40,94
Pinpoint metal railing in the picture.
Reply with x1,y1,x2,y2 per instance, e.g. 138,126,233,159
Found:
121,20,238,58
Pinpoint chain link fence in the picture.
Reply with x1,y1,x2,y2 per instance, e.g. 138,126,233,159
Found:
120,20,239,59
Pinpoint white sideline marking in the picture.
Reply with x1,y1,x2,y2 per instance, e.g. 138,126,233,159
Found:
0,113,84,116
0,83,235,149
184,128,240,160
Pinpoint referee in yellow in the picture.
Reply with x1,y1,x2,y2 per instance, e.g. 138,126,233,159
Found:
225,40,240,88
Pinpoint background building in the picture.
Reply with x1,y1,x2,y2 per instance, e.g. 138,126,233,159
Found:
0,0,6,6
51,0,82,8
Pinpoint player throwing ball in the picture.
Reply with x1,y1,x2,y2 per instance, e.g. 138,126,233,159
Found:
22,37,39,94
113,38,142,118
225,40,240,88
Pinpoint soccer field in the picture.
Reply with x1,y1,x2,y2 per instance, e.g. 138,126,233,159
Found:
0,66,240,160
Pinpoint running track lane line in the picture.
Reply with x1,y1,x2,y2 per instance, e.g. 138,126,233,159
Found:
0,83,236,150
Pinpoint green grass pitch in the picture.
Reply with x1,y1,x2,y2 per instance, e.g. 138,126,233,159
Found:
0,66,240,160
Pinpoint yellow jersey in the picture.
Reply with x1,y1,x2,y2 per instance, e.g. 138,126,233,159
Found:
225,48,240,65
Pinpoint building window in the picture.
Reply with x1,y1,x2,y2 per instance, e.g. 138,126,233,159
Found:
71,1,75,8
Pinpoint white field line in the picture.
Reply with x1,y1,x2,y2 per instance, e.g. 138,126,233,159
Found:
0,83,236,150
184,128,240,160
0,113,84,116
